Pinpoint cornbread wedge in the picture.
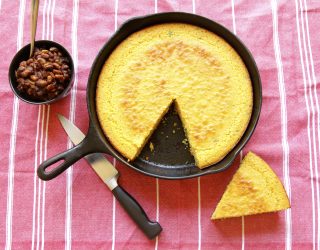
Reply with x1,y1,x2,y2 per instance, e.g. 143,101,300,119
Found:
96,23,253,168
212,152,290,219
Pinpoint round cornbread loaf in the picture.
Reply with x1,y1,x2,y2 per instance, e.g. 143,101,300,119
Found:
96,23,253,168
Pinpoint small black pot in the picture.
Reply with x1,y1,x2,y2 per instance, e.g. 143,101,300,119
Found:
9,40,74,105
37,12,262,181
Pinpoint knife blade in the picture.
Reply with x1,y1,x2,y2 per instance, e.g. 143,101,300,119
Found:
58,115,119,190
57,114,162,239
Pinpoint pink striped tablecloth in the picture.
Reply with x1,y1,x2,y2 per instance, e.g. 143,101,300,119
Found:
0,0,319,249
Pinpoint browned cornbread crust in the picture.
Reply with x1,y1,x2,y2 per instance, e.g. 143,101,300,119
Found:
212,152,290,219
96,23,253,168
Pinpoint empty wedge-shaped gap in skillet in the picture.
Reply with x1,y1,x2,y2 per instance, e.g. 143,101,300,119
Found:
138,103,195,167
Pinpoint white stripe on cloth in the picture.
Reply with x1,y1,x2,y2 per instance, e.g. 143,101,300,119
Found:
190,3,202,250
5,95,19,250
155,178,159,250
33,0,47,247
41,0,55,247
240,151,244,250
42,0,48,42
46,0,52,39
302,0,320,247
271,1,292,250
65,169,73,250
40,4,50,250
50,0,56,40
42,106,50,250
32,108,42,250
230,1,245,249
192,0,195,14
112,2,118,249
231,0,236,35
298,0,320,248
37,106,45,250
153,1,159,250
65,0,80,249
191,3,201,250
33,0,54,248
36,176,42,250
294,0,316,249
241,216,245,249
197,177,201,250
112,159,116,250
5,0,26,249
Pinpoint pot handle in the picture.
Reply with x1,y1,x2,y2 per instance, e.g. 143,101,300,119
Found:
37,136,96,181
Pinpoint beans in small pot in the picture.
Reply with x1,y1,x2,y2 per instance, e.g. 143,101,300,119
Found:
15,47,71,101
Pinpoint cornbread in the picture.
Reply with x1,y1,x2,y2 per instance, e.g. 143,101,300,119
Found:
212,152,290,219
96,23,253,168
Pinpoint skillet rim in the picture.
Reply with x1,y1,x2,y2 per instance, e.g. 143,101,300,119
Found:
86,12,262,179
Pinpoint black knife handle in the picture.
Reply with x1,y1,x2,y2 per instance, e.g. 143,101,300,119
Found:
112,185,162,239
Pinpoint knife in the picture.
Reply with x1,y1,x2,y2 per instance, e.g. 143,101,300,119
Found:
57,114,162,239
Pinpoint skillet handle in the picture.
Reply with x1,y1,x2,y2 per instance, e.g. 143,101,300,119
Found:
37,137,95,181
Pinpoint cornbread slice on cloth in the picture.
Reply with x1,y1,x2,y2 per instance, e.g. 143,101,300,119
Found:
96,23,253,168
212,152,290,219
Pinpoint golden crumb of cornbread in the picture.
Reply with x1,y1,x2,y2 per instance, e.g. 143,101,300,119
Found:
96,23,253,168
212,152,290,219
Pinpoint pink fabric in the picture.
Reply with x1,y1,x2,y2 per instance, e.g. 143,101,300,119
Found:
0,0,320,249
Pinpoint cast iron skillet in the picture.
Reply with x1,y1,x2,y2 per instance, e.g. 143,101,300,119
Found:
37,12,262,181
